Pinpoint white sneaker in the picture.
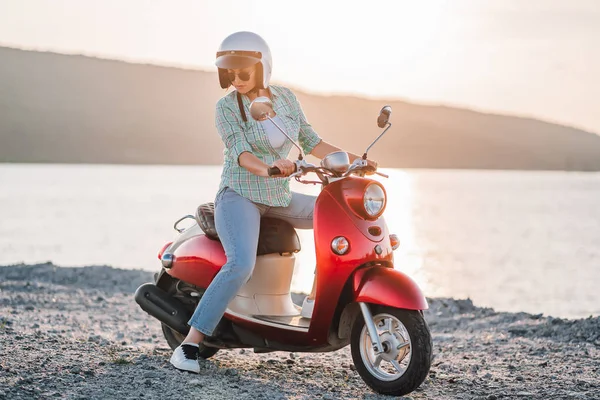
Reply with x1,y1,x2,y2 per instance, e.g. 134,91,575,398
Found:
301,297,314,319
169,343,200,373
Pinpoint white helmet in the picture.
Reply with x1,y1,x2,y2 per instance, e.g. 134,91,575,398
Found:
216,31,272,90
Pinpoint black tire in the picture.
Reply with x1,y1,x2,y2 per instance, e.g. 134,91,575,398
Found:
159,279,219,359
350,306,432,396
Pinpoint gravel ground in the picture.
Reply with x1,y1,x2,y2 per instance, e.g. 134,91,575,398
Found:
1,262,599,400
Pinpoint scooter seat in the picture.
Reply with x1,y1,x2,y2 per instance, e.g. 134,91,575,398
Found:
196,202,301,256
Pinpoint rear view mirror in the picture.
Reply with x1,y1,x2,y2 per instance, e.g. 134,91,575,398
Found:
249,96,275,121
377,106,392,128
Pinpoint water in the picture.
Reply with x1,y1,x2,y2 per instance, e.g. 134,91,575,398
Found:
1,164,599,319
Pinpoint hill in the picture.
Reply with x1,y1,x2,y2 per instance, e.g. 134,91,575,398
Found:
2,46,600,170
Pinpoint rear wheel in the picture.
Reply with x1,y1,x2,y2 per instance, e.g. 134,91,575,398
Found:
159,278,219,359
350,306,432,396
160,323,218,358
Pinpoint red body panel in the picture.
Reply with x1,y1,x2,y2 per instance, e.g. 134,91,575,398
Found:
158,242,172,260
167,235,226,288
353,267,428,310
308,178,394,344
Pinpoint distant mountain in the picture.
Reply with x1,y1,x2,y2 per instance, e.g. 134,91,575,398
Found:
2,46,600,170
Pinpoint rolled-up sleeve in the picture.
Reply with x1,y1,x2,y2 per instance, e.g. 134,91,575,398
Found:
215,99,252,165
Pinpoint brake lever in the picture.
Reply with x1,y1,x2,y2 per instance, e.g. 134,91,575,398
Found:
345,162,387,178
290,159,316,178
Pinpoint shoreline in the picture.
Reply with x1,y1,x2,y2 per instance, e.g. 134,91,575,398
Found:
1,263,599,399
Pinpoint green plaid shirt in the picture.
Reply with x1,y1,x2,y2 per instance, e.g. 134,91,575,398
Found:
215,85,322,207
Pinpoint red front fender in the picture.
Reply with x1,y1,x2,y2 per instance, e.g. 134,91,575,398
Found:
353,267,428,310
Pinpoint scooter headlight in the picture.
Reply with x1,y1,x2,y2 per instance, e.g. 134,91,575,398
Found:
363,183,386,218
331,236,350,255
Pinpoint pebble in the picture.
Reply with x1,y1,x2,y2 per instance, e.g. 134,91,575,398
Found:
1,263,598,400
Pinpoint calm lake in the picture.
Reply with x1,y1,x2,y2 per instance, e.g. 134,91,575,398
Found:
1,164,599,319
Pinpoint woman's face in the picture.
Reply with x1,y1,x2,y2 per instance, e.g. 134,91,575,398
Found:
227,65,258,94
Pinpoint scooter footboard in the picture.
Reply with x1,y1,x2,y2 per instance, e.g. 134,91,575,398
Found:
353,267,428,310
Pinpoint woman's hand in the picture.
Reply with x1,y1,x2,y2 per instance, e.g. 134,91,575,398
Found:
270,159,296,177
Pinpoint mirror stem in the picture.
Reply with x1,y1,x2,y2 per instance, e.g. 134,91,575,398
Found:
263,114,304,160
363,122,392,159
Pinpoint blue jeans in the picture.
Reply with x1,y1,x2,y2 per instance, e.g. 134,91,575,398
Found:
188,187,316,336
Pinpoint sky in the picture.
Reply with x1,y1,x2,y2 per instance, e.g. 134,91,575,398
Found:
1,0,599,133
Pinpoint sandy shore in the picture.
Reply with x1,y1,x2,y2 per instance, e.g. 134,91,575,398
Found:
1,263,599,400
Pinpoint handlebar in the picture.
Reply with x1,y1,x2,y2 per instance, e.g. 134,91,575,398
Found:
268,159,386,180
267,167,281,176
267,163,298,177
360,166,388,178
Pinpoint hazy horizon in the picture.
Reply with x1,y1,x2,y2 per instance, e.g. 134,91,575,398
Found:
1,0,599,133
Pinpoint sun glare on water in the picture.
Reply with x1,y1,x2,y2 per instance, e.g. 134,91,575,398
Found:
379,170,428,292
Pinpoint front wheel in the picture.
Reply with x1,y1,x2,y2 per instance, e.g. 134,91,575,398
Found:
350,306,432,396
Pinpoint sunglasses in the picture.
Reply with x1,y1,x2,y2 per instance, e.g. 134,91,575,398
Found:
228,69,253,82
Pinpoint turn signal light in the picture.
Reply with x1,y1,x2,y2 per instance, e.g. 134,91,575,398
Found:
390,234,400,250
161,253,174,269
331,237,350,255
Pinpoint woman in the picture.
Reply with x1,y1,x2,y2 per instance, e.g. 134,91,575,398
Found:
170,31,377,373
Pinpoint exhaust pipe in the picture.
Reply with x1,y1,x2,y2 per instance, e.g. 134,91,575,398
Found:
134,283,191,335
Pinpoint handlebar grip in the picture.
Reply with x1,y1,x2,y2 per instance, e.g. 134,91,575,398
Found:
267,167,282,176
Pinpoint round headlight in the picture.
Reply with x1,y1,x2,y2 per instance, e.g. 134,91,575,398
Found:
363,183,386,217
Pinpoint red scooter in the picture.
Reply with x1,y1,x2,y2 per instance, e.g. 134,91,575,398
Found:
135,99,432,396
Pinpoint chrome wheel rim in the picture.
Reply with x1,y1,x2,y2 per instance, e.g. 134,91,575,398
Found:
359,313,412,381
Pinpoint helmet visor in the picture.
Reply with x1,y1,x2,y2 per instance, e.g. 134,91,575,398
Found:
215,50,262,69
